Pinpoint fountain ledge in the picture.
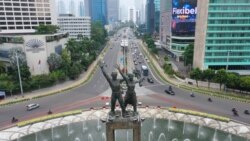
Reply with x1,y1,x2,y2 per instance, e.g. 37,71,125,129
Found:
0,107,250,141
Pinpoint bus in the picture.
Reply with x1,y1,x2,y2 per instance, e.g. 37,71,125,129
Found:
141,65,149,76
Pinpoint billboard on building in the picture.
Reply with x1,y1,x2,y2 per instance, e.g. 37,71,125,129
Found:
171,0,197,36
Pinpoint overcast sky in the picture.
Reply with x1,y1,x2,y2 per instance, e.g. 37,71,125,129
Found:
56,0,145,21
120,0,146,21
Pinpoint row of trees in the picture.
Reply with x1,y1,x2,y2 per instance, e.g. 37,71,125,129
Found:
0,22,107,96
142,35,158,54
190,68,250,92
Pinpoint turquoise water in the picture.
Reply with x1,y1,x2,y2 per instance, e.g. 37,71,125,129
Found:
16,119,247,141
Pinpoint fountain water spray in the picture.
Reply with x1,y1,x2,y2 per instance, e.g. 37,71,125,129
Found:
157,133,166,141
102,132,106,141
153,117,157,129
148,131,153,141
75,137,81,141
88,134,93,141
97,118,102,131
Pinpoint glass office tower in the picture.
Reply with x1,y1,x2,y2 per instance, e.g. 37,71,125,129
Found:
90,0,107,25
194,0,250,75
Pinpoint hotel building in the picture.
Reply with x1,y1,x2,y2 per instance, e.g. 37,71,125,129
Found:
194,0,250,75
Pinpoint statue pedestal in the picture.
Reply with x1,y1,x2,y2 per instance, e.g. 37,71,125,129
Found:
106,110,141,141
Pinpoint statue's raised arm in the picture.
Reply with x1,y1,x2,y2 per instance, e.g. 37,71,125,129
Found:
115,64,128,84
99,61,113,87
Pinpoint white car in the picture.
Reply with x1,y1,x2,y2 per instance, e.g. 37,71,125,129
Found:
138,102,142,106
105,102,110,106
26,103,40,111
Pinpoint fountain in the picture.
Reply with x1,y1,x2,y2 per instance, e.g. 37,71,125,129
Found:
6,111,249,141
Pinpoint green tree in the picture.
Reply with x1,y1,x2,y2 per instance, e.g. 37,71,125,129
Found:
239,76,250,91
203,69,215,89
35,24,59,34
8,48,31,81
226,73,240,90
0,74,17,96
61,49,71,75
91,21,107,45
183,44,194,66
8,48,27,67
65,39,80,62
190,68,202,87
5,81,15,96
215,69,227,91
47,53,63,72
68,63,81,80
0,61,5,74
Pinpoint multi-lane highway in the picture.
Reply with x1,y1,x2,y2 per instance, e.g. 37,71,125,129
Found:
0,28,249,129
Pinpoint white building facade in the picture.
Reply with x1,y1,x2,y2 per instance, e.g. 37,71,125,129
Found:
0,33,69,75
0,0,57,34
57,16,91,39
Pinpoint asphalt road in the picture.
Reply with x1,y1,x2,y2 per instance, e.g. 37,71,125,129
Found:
0,28,249,129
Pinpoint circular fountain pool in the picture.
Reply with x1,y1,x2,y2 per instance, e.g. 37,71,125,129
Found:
1,107,249,141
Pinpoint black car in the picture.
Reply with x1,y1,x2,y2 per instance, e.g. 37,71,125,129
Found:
165,89,175,95
147,78,154,83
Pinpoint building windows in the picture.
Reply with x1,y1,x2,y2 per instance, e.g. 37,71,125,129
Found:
16,26,23,29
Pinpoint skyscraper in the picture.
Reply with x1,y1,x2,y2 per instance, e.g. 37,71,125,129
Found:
160,0,197,61
0,0,57,34
58,0,66,15
79,1,85,17
129,8,135,23
107,0,119,24
154,0,160,33
146,0,155,34
89,0,107,25
136,10,141,25
69,0,76,16
159,0,170,46
194,0,250,75
84,0,90,16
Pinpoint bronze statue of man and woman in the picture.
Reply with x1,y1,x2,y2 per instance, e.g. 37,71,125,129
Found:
99,61,141,117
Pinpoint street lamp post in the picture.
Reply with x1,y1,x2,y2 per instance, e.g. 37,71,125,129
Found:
15,52,24,97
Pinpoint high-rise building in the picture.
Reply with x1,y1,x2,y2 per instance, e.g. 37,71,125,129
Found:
160,0,171,48
69,0,76,16
129,8,134,22
84,0,90,16
146,0,155,34
107,0,119,24
154,0,160,33
194,0,250,75
160,0,197,61
136,10,141,25
58,14,91,39
89,0,107,25
145,0,160,34
58,0,66,15
0,0,57,34
79,1,85,17
141,1,146,24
